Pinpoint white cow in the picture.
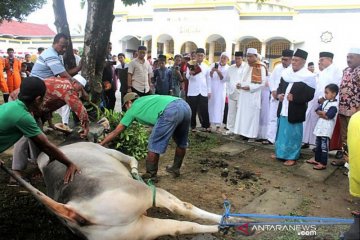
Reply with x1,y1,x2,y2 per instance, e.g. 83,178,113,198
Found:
28,142,230,240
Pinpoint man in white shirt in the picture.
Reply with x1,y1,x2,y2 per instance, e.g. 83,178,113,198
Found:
127,46,152,96
234,48,266,141
302,51,342,148
186,48,211,132
263,49,293,144
224,51,247,135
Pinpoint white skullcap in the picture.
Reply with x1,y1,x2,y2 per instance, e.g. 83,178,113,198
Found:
73,74,87,87
349,48,360,55
220,52,230,59
247,48,258,55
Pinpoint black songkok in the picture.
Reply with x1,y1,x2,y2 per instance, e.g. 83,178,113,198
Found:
293,49,308,60
282,49,294,57
319,52,334,59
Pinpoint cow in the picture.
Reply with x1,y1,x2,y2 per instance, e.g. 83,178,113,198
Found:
17,142,236,240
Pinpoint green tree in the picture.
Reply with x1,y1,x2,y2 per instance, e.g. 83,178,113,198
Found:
52,0,77,71
81,0,145,104
0,0,46,22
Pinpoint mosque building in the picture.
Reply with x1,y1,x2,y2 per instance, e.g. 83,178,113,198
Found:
1,0,359,70
111,0,360,69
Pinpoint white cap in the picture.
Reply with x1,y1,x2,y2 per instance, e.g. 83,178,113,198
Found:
349,48,360,55
220,52,230,59
247,48,258,55
73,74,87,87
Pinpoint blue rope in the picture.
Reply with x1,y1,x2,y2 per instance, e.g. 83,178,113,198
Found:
220,200,354,227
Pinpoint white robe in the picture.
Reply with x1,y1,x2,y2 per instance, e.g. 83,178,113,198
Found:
208,63,229,125
302,64,342,145
225,63,247,132
234,64,266,138
266,64,286,143
258,75,270,139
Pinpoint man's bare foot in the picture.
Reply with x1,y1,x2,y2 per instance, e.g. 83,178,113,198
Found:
283,160,296,166
271,153,276,159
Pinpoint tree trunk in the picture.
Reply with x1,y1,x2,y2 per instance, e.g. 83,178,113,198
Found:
82,0,115,104
52,0,76,70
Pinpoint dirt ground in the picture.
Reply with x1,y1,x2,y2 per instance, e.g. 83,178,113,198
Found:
0,129,359,240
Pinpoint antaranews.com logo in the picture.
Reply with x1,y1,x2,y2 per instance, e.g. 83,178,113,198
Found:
235,223,317,236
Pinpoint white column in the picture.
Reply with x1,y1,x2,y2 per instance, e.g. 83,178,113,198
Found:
225,39,233,60
290,42,295,50
235,42,240,52
208,41,215,63
185,42,191,53
151,35,157,58
144,40,149,50
174,40,181,55
261,42,266,58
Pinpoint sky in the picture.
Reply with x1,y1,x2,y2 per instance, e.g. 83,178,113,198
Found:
26,0,360,34
26,0,87,34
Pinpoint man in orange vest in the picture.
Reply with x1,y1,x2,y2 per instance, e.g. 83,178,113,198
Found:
4,48,22,93
0,56,9,102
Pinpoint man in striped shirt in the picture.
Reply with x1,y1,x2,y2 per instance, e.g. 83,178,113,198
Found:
30,33,81,80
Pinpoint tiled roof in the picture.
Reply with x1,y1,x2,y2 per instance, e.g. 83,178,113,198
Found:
0,21,55,37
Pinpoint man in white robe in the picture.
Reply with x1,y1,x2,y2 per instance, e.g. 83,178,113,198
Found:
258,59,270,139
208,52,229,131
264,50,293,144
234,48,266,141
302,52,342,147
223,51,247,135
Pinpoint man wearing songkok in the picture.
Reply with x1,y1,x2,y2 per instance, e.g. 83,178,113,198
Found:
234,48,266,141
186,48,211,132
264,49,293,144
224,51,247,135
208,52,229,131
302,52,342,148
308,62,315,73
275,49,316,166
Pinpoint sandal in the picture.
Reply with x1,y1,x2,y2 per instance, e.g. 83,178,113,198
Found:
313,164,326,170
283,160,296,166
306,159,318,165
262,140,273,145
331,159,345,166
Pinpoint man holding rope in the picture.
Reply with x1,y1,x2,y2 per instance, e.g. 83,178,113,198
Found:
0,77,79,184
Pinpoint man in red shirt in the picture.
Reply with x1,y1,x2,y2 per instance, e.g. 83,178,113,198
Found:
10,75,89,179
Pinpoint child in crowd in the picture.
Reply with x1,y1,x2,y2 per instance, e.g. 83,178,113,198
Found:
20,62,27,80
306,84,339,170
152,55,173,95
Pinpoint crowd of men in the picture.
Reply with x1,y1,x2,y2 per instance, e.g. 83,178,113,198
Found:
109,45,359,171
0,33,360,189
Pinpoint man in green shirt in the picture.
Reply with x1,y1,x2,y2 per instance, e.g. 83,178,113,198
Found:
0,77,79,183
100,93,191,182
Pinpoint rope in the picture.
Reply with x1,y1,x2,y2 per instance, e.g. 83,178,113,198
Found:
219,200,354,228
132,170,157,207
